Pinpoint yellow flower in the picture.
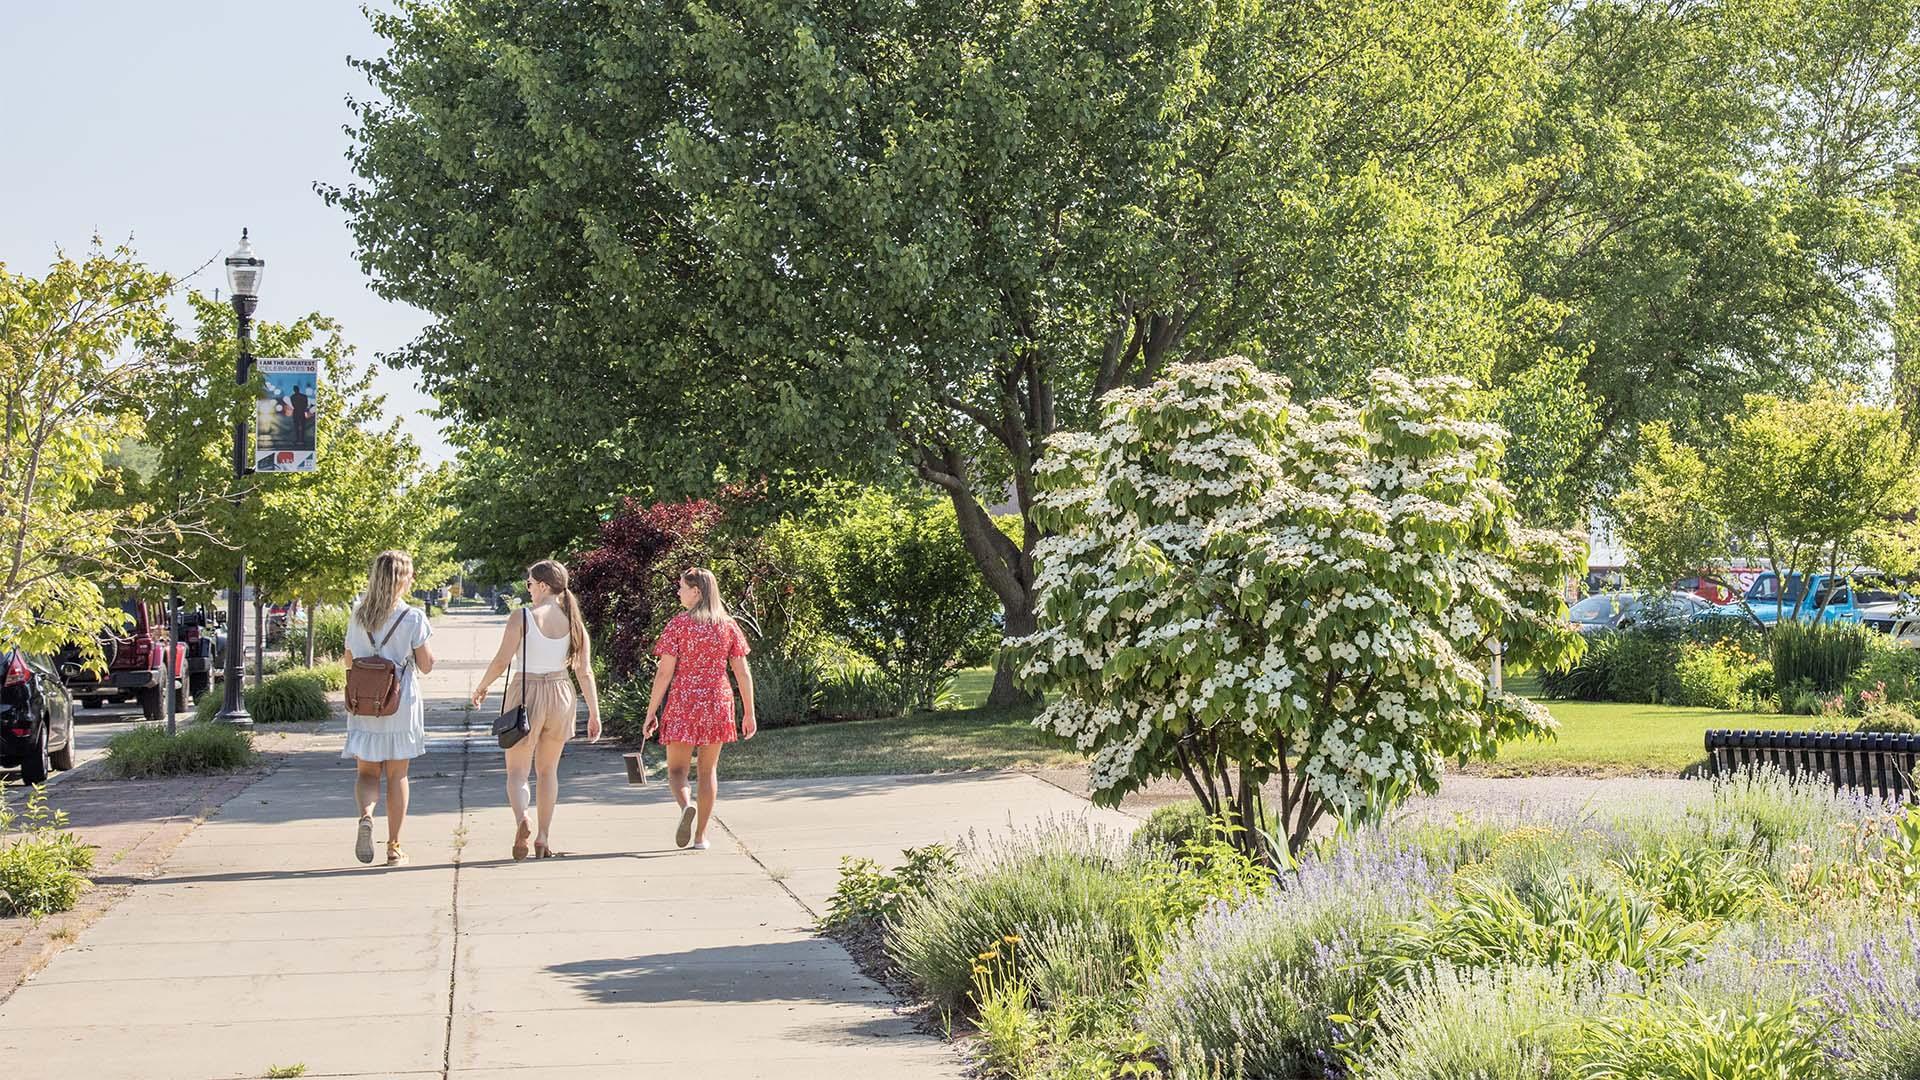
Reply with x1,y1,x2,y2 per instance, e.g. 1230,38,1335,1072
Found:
1002,934,1022,945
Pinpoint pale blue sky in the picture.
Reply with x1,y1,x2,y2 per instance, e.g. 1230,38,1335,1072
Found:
0,1,449,462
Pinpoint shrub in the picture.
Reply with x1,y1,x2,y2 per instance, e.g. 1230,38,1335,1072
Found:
818,662,901,720
1009,360,1583,865
1346,965,1589,1080
809,488,1001,712
889,823,1143,1014
1372,875,1711,991
970,937,1040,1077
820,844,958,930
1672,640,1768,710
1852,643,1920,703
0,787,93,917
598,679,652,745
308,606,349,660
247,669,331,725
103,722,256,778
1138,840,1445,1076
1130,801,1214,860
750,649,823,728
1772,621,1873,694
1857,701,1920,733
1572,989,1833,1079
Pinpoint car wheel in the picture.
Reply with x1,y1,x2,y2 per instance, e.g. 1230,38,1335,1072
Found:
189,671,210,700
19,724,49,784
48,729,74,772
173,682,189,713
137,686,163,724
80,697,104,711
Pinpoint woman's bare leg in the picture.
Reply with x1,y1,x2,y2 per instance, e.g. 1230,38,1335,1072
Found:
354,759,381,818
693,743,723,845
382,759,411,844
665,742,694,811
504,737,535,827
533,736,565,846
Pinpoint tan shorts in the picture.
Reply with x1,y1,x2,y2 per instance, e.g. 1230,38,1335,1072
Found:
506,671,576,747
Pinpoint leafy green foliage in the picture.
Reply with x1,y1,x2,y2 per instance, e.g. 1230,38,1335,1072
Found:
103,723,256,778
0,242,188,658
807,490,1001,712
245,670,332,725
1572,991,1833,1080
0,786,94,917
1771,622,1875,695
821,844,958,931
1012,359,1584,861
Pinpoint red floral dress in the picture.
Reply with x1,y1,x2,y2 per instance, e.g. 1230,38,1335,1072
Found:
653,613,750,745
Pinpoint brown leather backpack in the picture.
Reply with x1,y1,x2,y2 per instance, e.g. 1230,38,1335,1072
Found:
344,610,411,717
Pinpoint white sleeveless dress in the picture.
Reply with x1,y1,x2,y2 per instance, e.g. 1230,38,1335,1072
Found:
341,605,431,761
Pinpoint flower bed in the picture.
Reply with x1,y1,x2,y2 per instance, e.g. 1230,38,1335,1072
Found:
826,770,1920,1078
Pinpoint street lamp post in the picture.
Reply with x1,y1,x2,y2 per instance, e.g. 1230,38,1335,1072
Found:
218,229,264,727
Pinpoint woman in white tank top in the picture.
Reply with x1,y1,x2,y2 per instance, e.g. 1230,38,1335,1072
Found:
469,559,602,859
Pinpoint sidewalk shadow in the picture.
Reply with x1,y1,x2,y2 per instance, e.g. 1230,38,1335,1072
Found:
126,849,688,886
547,940,899,1010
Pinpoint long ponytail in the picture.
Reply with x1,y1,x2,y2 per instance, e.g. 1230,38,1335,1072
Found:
528,559,587,661
558,588,587,661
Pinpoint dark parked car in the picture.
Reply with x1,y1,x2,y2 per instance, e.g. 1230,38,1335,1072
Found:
174,608,223,700
54,598,188,722
1,649,76,784
1568,591,1712,636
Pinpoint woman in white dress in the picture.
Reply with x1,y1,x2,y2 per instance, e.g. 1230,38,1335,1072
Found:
343,550,435,866
469,559,602,859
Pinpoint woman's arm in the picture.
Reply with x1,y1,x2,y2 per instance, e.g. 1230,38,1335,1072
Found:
643,655,676,740
467,612,523,708
413,640,436,675
571,636,602,742
730,655,756,740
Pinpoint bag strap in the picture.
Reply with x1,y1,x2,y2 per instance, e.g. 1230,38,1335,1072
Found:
379,608,415,674
499,608,530,718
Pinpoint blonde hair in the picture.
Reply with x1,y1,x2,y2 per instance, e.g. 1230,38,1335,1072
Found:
681,567,729,624
528,559,588,660
355,550,414,635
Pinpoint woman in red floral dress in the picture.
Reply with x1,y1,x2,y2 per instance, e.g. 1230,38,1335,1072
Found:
644,568,756,850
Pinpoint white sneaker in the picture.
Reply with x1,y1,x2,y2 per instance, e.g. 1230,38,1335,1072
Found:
675,806,696,848
690,838,711,851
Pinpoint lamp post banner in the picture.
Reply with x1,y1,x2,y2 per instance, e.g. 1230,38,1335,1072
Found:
253,358,319,472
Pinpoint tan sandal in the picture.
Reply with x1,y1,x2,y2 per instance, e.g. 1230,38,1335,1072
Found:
512,818,532,861
534,840,554,859
386,843,409,867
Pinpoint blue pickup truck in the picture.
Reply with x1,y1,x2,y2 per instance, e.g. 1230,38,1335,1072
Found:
1707,571,1905,627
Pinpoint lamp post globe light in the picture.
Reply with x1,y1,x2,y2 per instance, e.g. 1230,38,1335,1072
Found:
218,229,264,727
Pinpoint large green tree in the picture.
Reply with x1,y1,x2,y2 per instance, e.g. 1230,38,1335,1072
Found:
331,0,1541,702
0,243,192,655
1495,0,1920,482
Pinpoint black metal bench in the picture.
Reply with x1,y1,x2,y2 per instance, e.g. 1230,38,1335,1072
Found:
1704,729,1919,800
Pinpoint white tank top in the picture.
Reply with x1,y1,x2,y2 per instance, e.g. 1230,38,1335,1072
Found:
521,608,571,674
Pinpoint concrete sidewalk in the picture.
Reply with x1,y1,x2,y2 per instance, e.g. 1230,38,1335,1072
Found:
0,610,1130,1079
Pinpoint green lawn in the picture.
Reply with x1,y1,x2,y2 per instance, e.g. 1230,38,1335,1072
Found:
722,667,1816,780
720,701,1082,780
1478,697,1818,777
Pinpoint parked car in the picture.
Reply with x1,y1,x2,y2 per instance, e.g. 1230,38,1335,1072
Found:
1568,591,1713,636
1707,570,1900,627
1,648,76,784
54,598,188,722
173,607,224,700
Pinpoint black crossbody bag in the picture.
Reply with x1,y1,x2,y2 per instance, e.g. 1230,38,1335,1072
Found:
493,609,531,749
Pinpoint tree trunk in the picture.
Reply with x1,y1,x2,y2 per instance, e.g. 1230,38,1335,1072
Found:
989,602,1040,707
253,597,265,687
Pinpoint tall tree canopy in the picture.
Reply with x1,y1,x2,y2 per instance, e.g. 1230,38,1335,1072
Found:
331,0,1919,699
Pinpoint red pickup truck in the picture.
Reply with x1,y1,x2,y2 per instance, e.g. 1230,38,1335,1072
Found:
56,598,188,722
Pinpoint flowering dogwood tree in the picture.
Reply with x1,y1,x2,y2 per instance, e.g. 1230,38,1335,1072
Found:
1010,358,1584,863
